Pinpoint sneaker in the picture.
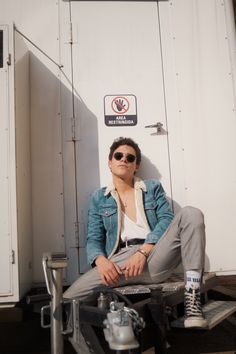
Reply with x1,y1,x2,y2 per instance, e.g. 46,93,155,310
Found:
184,285,208,328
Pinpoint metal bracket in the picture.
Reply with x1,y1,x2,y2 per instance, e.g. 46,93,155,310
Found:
41,304,51,328
10,250,15,264
7,53,11,66
63,116,80,142
145,122,164,134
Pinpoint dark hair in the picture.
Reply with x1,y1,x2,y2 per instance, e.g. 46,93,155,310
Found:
109,137,141,165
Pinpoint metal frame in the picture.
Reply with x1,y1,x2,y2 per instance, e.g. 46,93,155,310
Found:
76,276,219,354
41,254,225,354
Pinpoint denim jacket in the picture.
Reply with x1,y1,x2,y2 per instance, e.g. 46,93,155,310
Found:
86,177,174,265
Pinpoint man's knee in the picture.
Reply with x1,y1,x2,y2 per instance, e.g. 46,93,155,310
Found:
181,206,204,227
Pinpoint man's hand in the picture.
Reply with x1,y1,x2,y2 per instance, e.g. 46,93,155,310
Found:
121,244,154,279
95,256,123,286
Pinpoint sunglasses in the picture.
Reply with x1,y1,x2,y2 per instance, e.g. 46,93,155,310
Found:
113,152,136,163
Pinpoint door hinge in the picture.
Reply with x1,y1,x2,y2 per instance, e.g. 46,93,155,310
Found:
69,22,73,44
69,22,78,44
62,21,77,44
7,53,11,66
71,116,76,141
63,116,80,142
74,221,79,247
10,250,15,264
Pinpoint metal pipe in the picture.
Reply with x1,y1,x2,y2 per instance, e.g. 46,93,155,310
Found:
51,268,64,354
42,253,68,354
26,293,51,304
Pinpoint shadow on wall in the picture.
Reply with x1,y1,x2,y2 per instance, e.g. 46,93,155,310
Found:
138,154,162,181
138,154,182,214
29,53,100,281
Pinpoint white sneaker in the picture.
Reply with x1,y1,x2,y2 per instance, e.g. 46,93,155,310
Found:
184,285,208,329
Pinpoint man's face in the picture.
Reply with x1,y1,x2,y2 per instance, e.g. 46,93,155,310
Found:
108,144,139,179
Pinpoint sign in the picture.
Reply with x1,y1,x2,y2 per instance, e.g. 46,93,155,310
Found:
104,94,137,126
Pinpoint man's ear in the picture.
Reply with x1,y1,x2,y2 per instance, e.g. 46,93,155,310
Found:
135,164,140,172
108,160,112,170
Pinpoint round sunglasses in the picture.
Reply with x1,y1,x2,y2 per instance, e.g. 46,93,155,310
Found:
113,152,136,163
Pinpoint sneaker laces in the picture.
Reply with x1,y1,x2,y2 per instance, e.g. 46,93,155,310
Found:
185,286,203,317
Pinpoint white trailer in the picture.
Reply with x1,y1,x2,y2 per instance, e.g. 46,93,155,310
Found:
0,0,236,304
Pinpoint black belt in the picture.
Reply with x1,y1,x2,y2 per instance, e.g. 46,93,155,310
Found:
120,238,145,248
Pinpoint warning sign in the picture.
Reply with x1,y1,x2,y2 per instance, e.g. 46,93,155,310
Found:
104,95,137,126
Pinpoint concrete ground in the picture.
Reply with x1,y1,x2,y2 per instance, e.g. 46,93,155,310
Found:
0,276,235,354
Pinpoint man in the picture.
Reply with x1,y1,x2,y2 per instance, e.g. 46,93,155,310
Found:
64,137,207,333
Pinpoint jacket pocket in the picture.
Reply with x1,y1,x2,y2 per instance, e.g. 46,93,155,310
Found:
144,200,158,227
98,206,117,231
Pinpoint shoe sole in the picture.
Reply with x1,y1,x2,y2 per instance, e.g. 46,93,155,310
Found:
184,318,208,328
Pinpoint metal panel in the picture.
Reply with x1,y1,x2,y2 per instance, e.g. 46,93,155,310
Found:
20,1,65,283
14,30,33,297
0,0,65,285
0,25,13,296
159,0,236,272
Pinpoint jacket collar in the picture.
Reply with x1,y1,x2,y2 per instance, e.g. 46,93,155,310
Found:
104,176,147,196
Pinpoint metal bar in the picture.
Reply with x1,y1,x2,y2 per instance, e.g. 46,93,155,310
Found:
42,255,52,296
42,253,68,354
51,269,64,354
14,26,63,69
26,293,51,304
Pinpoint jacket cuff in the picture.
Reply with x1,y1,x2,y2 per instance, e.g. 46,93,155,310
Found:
89,252,106,266
145,232,162,244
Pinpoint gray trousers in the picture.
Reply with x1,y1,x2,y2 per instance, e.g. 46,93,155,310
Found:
64,206,205,300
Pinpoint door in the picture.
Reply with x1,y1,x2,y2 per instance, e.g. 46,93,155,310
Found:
0,25,13,295
71,1,171,273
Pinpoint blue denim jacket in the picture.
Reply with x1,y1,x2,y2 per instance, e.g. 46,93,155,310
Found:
86,178,174,265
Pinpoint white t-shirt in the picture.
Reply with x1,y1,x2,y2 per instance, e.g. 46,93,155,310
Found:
120,190,150,242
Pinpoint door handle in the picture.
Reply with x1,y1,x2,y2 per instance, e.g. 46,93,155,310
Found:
145,122,163,133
